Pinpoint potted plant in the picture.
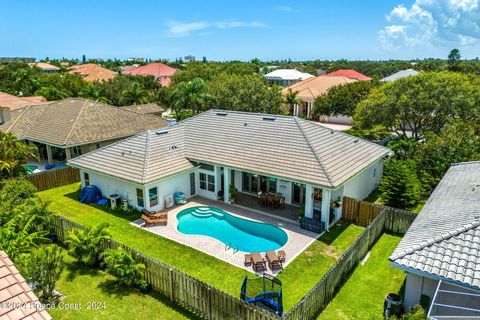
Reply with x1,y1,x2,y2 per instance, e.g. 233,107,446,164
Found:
297,204,305,222
331,197,341,208
228,184,238,203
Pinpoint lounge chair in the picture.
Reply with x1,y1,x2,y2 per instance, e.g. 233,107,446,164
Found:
266,250,283,271
278,250,286,263
251,252,266,272
142,209,168,219
244,253,252,266
141,213,167,227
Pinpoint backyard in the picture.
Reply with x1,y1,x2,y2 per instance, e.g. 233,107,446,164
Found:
38,183,365,311
318,234,406,319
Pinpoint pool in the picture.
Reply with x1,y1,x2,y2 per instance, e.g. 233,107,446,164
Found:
23,165,39,174
177,207,288,252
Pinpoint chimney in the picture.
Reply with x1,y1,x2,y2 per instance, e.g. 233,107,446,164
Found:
167,118,177,127
0,108,11,125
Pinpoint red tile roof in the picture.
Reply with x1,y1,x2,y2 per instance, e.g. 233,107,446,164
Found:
69,64,117,82
0,92,52,111
123,63,176,86
325,69,372,81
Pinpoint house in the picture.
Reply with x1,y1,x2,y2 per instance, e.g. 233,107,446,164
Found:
0,98,167,165
32,62,60,73
122,62,177,86
68,110,390,232
121,103,165,117
390,161,480,318
0,251,51,319
0,92,50,111
381,69,419,82
69,64,117,82
264,69,314,87
282,76,356,120
325,69,372,81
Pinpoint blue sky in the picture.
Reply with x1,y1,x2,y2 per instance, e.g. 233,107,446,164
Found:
1,0,480,61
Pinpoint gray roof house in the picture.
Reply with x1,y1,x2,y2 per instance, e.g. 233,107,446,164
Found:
0,98,167,167
381,69,419,82
390,161,480,319
69,110,390,232
120,103,165,117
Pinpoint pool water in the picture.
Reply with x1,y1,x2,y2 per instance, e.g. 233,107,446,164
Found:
177,207,288,252
23,165,38,174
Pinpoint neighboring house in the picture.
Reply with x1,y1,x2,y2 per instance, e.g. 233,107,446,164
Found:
282,76,356,120
0,251,52,319
122,62,177,86
0,98,167,165
325,69,372,81
390,161,480,319
264,69,314,87
381,69,419,82
31,62,60,73
69,64,117,82
0,92,50,111
121,103,165,117
69,110,390,232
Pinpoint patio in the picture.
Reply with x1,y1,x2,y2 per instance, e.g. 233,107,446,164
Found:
131,196,319,274
234,192,299,222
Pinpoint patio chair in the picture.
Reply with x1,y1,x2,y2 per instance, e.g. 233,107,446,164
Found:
278,250,286,263
244,253,252,266
141,213,168,227
257,191,263,204
142,209,168,219
266,250,283,271
251,252,266,273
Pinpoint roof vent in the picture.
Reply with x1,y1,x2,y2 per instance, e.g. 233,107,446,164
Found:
244,123,248,126
263,116,276,121
216,112,228,116
353,139,359,144
155,129,168,135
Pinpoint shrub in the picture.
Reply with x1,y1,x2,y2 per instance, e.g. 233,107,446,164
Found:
102,247,147,289
25,246,65,303
0,178,37,205
380,160,422,210
66,223,111,267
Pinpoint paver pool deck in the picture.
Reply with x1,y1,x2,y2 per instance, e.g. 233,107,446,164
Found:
131,196,319,274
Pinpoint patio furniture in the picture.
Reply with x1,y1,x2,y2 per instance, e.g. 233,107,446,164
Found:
266,250,283,271
278,250,286,263
257,191,263,204
141,212,168,227
244,253,252,266
300,217,325,233
251,252,266,273
142,208,168,219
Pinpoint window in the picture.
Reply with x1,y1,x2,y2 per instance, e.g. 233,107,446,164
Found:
84,172,90,186
190,173,196,195
373,168,377,178
95,143,101,149
136,188,144,207
73,146,82,156
148,187,158,207
200,173,215,192
199,163,214,171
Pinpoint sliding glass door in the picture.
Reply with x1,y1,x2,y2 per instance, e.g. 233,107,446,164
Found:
243,172,277,194
292,182,306,205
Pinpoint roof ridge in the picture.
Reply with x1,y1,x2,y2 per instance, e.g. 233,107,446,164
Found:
63,99,88,145
294,117,334,187
390,220,480,261
141,132,151,183
2,105,29,132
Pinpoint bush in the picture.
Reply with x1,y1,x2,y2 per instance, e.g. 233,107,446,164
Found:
0,178,37,205
66,223,111,267
345,125,392,141
380,160,422,210
401,305,427,319
25,246,65,303
102,247,147,289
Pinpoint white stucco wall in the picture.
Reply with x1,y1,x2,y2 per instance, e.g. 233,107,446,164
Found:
343,160,384,200
144,170,195,211
196,168,217,201
404,272,438,311
277,179,293,204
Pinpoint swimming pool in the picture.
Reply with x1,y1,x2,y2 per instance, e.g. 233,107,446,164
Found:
177,207,288,252
23,165,38,174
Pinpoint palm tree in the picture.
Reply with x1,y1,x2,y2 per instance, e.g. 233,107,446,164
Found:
284,89,303,115
170,78,216,115
0,132,39,178
121,82,150,106
65,223,111,267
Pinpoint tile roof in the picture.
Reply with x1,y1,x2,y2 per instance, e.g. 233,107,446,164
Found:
0,251,51,320
68,64,117,82
282,76,356,101
325,69,372,81
120,103,165,115
265,69,314,81
69,110,390,186
381,69,419,82
122,63,177,86
390,162,480,289
32,62,60,71
0,98,167,147
0,92,50,111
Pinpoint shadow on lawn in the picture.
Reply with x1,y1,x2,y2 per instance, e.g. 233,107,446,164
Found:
318,220,354,245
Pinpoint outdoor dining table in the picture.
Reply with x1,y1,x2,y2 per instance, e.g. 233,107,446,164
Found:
259,193,283,209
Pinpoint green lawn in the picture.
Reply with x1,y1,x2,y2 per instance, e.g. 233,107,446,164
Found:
49,254,200,320
39,183,364,311
318,234,406,320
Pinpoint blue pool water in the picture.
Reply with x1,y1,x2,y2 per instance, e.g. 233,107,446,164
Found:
23,165,38,174
177,207,288,252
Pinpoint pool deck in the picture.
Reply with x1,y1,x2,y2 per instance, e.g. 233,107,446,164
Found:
131,196,320,274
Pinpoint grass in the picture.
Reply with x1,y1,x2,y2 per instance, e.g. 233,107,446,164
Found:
38,183,364,311
49,253,201,320
318,234,406,320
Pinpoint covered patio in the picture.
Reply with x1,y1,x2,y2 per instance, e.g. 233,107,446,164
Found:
234,192,298,222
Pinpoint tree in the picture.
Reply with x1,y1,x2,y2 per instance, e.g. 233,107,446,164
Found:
313,81,375,118
66,223,111,267
447,49,461,71
102,247,147,289
170,78,215,115
35,85,68,101
0,132,39,178
379,160,422,210
121,82,150,105
354,72,478,140
25,246,65,303
284,89,303,115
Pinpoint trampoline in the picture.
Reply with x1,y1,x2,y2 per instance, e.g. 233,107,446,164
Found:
240,274,283,316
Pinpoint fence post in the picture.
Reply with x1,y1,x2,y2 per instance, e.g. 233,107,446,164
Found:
169,268,175,302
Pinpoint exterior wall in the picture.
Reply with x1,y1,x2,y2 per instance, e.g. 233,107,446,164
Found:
404,272,438,311
196,167,217,201
233,170,242,191
144,170,194,211
277,179,293,204
343,160,384,200
74,138,126,158
319,115,353,125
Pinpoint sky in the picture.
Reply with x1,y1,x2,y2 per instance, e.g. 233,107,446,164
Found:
1,0,480,61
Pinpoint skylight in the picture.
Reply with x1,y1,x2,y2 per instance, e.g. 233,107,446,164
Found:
263,116,276,121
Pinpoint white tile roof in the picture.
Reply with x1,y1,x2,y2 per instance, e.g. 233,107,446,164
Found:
381,69,419,82
390,162,480,289
69,110,390,187
264,69,314,81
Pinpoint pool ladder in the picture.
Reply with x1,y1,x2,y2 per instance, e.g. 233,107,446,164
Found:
225,243,239,254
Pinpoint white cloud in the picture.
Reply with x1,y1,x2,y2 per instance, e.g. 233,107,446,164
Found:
166,20,265,37
379,0,480,50
274,5,293,12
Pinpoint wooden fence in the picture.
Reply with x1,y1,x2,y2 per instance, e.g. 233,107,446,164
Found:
51,214,281,320
342,196,387,226
23,167,80,191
